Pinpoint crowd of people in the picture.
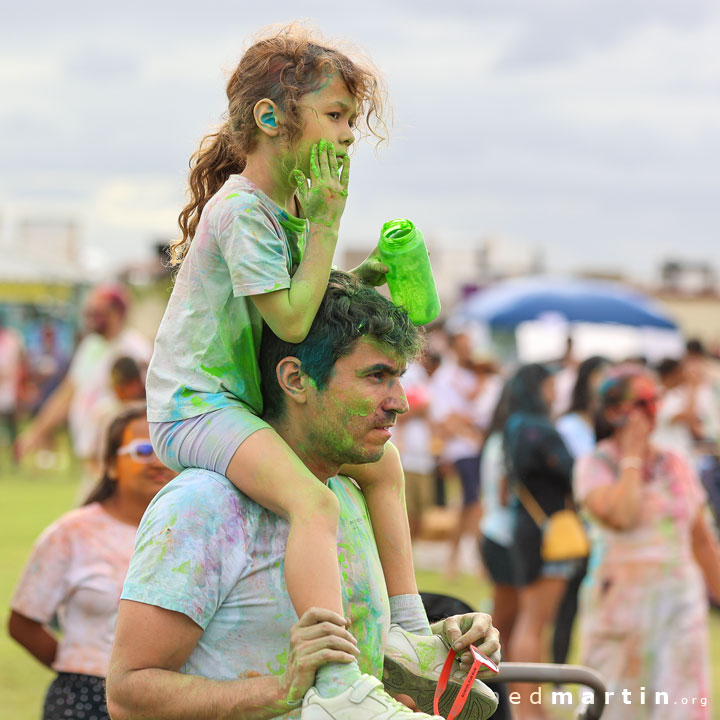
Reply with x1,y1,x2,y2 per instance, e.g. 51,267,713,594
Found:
4,280,720,719
392,323,720,719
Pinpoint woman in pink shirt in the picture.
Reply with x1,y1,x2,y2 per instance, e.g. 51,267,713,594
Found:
574,366,720,719
9,403,175,720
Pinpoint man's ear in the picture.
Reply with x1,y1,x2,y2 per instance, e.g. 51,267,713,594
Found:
275,357,309,406
253,99,281,137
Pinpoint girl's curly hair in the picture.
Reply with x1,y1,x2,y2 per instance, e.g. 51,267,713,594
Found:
171,23,388,265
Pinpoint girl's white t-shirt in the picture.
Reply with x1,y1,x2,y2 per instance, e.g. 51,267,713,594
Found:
145,175,307,423
12,502,137,677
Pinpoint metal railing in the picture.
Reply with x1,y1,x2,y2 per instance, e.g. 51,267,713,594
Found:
485,662,607,720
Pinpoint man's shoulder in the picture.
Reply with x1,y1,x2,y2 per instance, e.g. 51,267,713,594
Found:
150,468,240,510
328,474,369,515
144,468,270,536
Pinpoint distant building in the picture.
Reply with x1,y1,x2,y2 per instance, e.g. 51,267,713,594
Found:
659,260,716,296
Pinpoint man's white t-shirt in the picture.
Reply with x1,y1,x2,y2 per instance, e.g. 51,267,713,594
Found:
429,362,481,463
653,383,720,461
122,469,390,718
68,329,151,458
392,362,435,474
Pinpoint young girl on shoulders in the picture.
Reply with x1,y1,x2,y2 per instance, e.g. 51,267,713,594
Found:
145,24,436,715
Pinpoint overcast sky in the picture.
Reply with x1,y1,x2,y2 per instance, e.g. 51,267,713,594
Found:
2,0,718,282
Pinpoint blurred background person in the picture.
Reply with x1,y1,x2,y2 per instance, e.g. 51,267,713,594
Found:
430,328,485,577
551,335,579,419
504,363,576,720
109,356,146,403
392,349,441,539
681,339,720,538
0,311,25,466
80,355,149,501
478,381,518,652
556,356,610,459
471,354,504,455
15,285,151,473
21,322,72,469
93,356,148,447
8,403,175,720
686,337,720,395
653,350,719,466
574,365,720,720
26,321,71,418
552,355,610,667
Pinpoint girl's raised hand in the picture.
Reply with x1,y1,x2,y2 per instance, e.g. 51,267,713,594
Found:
294,139,350,230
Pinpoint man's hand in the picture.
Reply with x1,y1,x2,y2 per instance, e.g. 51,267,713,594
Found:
350,245,389,287
280,608,359,706
431,613,501,679
294,140,350,230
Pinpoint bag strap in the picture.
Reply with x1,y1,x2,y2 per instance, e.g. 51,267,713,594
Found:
514,481,549,529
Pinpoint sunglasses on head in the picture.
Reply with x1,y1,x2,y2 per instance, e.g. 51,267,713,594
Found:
117,439,156,463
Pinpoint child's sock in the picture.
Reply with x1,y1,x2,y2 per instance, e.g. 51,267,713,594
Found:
314,660,363,697
389,593,433,636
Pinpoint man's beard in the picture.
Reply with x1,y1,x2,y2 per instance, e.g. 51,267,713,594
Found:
308,423,385,468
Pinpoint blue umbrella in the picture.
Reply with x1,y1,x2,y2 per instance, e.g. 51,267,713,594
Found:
457,276,677,330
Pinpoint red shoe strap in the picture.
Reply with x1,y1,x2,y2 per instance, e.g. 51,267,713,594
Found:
433,645,498,720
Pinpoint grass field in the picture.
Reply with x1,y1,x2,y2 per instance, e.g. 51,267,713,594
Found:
1,452,719,719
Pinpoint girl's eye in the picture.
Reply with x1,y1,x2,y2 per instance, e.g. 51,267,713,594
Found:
329,112,340,120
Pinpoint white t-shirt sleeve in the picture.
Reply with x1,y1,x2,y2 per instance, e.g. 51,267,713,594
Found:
216,200,292,298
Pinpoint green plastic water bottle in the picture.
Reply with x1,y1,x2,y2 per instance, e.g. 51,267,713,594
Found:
378,219,441,325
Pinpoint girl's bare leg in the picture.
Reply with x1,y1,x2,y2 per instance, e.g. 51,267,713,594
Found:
225,428,366,697
508,577,568,720
341,442,419,598
491,584,519,653
225,428,344,618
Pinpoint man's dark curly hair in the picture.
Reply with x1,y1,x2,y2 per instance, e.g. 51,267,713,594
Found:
259,270,425,421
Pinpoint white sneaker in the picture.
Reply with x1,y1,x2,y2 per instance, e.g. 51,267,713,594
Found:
382,625,498,720
301,674,443,719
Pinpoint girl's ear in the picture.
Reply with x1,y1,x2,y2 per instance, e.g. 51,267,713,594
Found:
275,356,308,406
253,99,281,137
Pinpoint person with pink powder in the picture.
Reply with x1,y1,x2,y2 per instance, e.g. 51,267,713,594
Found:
8,404,175,720
575,365,720,719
